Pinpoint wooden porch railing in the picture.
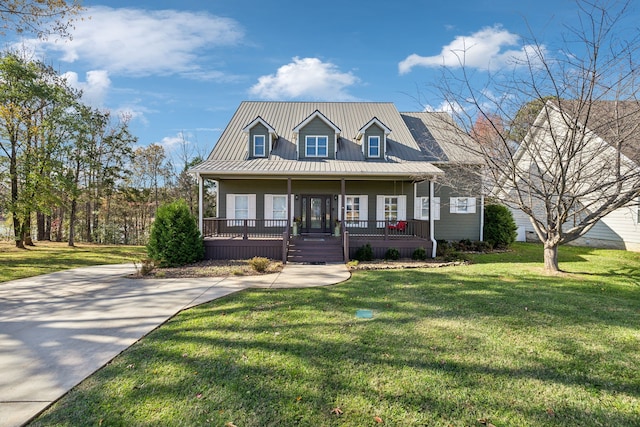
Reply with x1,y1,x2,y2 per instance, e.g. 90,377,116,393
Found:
203,218,290,239
343,219,430,240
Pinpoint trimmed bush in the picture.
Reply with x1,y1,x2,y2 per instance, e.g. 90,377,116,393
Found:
484,204,517,249
384,247,400,260
147,199,204,267
412,247,428,260
354,243,374,261
249,256,270,273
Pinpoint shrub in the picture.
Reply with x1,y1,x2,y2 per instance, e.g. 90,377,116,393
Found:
147,199,204,267
384,247,400,260
354,243,374,261
249,256,270,273
484,204,517,249
412,247,428,260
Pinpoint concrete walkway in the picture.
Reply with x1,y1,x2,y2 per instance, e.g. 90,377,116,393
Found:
0,263,350,427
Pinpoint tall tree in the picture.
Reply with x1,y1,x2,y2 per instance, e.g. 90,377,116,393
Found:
432,0,640,272
0,52,72,247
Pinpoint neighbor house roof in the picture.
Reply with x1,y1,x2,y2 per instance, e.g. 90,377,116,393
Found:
556,100,640,164
191,101,480,179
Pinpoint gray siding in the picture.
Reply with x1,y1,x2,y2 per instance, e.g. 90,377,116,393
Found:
364,124,385,159
249,123,269,158
298,117,336,159
433,184,482,241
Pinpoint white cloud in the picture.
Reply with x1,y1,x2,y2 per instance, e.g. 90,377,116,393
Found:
62,70,111,106
33,6,244,77
399,26,543,74
249,57,360,100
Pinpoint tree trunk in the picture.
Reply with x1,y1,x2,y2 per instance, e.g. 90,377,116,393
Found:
69,198,77,247
44,214,51,241
543,242,560,272
37,212,45,240
85,201,92,242
23,211,34,246
55,208,64,242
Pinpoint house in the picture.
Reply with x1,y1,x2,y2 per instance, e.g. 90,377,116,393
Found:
507,100,640,251
190,102,484,262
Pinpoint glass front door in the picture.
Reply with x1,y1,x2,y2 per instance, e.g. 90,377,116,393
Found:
301,195,331,233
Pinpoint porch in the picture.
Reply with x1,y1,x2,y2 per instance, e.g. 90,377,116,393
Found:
202,218,433,263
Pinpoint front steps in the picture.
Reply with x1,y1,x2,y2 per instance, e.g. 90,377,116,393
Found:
287,235,344,264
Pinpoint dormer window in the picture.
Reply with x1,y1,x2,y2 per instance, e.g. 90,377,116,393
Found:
242,116,277,159
253,135,266,157
368,136,380,158
357,117,391,160
306,136,328,157
293,110,341,160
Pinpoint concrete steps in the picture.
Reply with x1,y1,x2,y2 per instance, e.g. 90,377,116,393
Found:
287,235,344,264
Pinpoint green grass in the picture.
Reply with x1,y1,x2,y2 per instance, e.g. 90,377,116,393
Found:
0,241,146,282
30,243,640,426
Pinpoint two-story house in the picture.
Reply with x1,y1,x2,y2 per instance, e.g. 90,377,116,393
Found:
190,101,483,263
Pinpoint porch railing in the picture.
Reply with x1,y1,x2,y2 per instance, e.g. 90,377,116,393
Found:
203,218,289,239
203,218,430,241
343,219,430,240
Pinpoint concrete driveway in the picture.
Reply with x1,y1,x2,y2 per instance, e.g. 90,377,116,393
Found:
0,263,350,427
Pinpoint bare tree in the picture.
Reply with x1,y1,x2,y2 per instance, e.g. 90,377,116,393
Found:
0,0,82,39
430,0,640,272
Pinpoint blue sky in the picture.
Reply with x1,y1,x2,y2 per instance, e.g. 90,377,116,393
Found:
7,0,636,165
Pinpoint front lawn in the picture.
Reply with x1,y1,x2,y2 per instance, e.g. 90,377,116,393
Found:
0,241,146,282
30,243,640,426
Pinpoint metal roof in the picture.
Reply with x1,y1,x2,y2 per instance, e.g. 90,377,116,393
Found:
192,101,478,178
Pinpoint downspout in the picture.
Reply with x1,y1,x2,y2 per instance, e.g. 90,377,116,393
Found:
480,193,485,241
430,180,437,258
479,169,485,241
197,173,203,233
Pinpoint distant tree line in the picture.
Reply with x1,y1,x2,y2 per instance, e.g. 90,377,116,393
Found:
0,52,215,247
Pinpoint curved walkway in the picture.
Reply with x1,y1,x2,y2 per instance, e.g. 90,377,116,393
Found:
0,263,351,427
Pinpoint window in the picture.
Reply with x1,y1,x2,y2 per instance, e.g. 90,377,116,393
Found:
305,136,328,157
376,195,406,227
253,135,266,157
340,195,368,227
235,195,249,219
226,194,256,226
385,196,398,221
264,194,289,227
450,197,476,214
368,135,380,158
415,197,440,220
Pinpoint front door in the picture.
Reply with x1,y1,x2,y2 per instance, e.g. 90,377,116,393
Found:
301,195,331,234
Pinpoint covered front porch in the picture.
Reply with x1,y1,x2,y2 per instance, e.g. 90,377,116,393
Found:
201,217,434,263
195,173,440,263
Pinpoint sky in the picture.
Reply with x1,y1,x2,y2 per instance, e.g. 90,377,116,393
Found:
5,0,638,165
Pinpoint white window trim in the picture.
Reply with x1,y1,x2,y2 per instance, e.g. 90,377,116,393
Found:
264,194,294,227
305,135,329,158
368,135,381,158
253,134,266,157
226,194,256,226
450,197,476,214
338,195,369,227
376,195,406,228
415,196,440,220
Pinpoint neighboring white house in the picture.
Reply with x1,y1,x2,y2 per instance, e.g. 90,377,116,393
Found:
508,100,640,251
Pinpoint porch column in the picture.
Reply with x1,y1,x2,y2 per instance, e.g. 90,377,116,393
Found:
340,178,346,221
287,177,292,226
198,173,203,233
429,180,437,258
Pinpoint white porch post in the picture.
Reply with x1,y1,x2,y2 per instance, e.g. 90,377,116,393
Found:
198,173,204,233
429,180,437,258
